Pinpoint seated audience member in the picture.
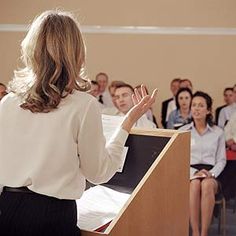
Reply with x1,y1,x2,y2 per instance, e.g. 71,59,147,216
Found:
215,87,234,125
88,80,104,110
0,83,7,100
224,111,236,151
161,78,181,128
102,80,125,115
180,91,226,236
218,84,236,128
167,87,192,129
114,83,157,128
179,78,193,91
95,72,114,107
88,80,100,97
109,80,126,106
135,84,158,127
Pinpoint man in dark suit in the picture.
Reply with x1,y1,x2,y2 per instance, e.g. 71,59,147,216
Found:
161,78,181,128
215,87,234,125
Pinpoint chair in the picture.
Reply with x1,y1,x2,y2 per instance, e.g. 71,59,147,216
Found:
214,192,226,236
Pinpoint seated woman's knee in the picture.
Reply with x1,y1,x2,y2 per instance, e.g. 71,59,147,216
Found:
190,179,201,190
201,178,217,194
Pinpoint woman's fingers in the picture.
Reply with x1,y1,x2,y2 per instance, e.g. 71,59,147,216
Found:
132,94,138,105
134,88,142,102
122,86,158,132
151,88,158,100
141,84,147,97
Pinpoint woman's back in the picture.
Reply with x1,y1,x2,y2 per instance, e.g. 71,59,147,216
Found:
0,91,109,199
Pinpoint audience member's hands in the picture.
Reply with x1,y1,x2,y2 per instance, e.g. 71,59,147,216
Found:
121,85,158,132
194,170,207,178
194,169,213,179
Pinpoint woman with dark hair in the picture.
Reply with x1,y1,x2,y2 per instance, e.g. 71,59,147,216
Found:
0,10,157,235
180,91,226,236
167,87,192,129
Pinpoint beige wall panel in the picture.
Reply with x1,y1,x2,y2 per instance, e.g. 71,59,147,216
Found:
84,34,236,123
1,1,236,27
1,31,235,126
1,1,236,126
0,32,25,81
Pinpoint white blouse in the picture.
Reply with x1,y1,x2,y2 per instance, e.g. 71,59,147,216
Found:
180,122,226,178
0,91,128,199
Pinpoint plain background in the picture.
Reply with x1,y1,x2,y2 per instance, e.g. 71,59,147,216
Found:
1,1,236,127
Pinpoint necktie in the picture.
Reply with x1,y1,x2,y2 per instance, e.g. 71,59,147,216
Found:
98,95,103,104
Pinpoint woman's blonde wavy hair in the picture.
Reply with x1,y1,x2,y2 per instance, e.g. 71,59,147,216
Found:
9,10,89,113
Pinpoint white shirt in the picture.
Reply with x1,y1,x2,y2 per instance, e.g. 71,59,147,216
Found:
102,106,119,116
224,111,236,142
135,114,157,128
0,91,128,199
165,98,176,122
98,90,114,108
180,122,226,178
104,110,156,129
218,103,236,128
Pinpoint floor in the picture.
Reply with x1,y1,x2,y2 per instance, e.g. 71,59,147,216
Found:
209,199,236,236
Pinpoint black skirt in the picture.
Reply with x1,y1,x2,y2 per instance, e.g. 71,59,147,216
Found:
0,187,81,236
191,164,213,172
191,164,222,192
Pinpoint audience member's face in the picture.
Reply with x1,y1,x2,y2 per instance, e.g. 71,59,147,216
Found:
224,90,234,105
89,84,99,97
96,75,108,93
178,91,191,110
179,80,192,90
170,81,180,96
115,87,134,114
191,96,209,122
0,85,7,100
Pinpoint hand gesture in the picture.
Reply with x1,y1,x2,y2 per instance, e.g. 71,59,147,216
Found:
121,85,158,132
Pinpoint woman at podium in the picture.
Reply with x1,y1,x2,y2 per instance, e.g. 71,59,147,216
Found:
0,10,157,236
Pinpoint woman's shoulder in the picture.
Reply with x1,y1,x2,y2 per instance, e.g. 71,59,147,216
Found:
211,125,224,135
69,90,97,104
67,90,101,111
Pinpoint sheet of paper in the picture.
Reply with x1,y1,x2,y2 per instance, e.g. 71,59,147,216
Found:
102,114,129,173
102,114,124,141
77,185,130,231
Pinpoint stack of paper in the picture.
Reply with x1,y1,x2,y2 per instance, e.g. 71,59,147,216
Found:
77,185,130,232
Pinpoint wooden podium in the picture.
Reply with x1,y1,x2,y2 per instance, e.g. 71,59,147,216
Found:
81,128,190,236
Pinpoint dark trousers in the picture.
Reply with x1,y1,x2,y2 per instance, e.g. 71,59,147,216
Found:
0,189,81,236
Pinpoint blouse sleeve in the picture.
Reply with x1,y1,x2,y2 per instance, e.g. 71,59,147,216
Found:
209,130,226,177
77,98,129,184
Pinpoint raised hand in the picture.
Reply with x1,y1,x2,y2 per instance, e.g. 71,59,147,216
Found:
121,85,158,132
